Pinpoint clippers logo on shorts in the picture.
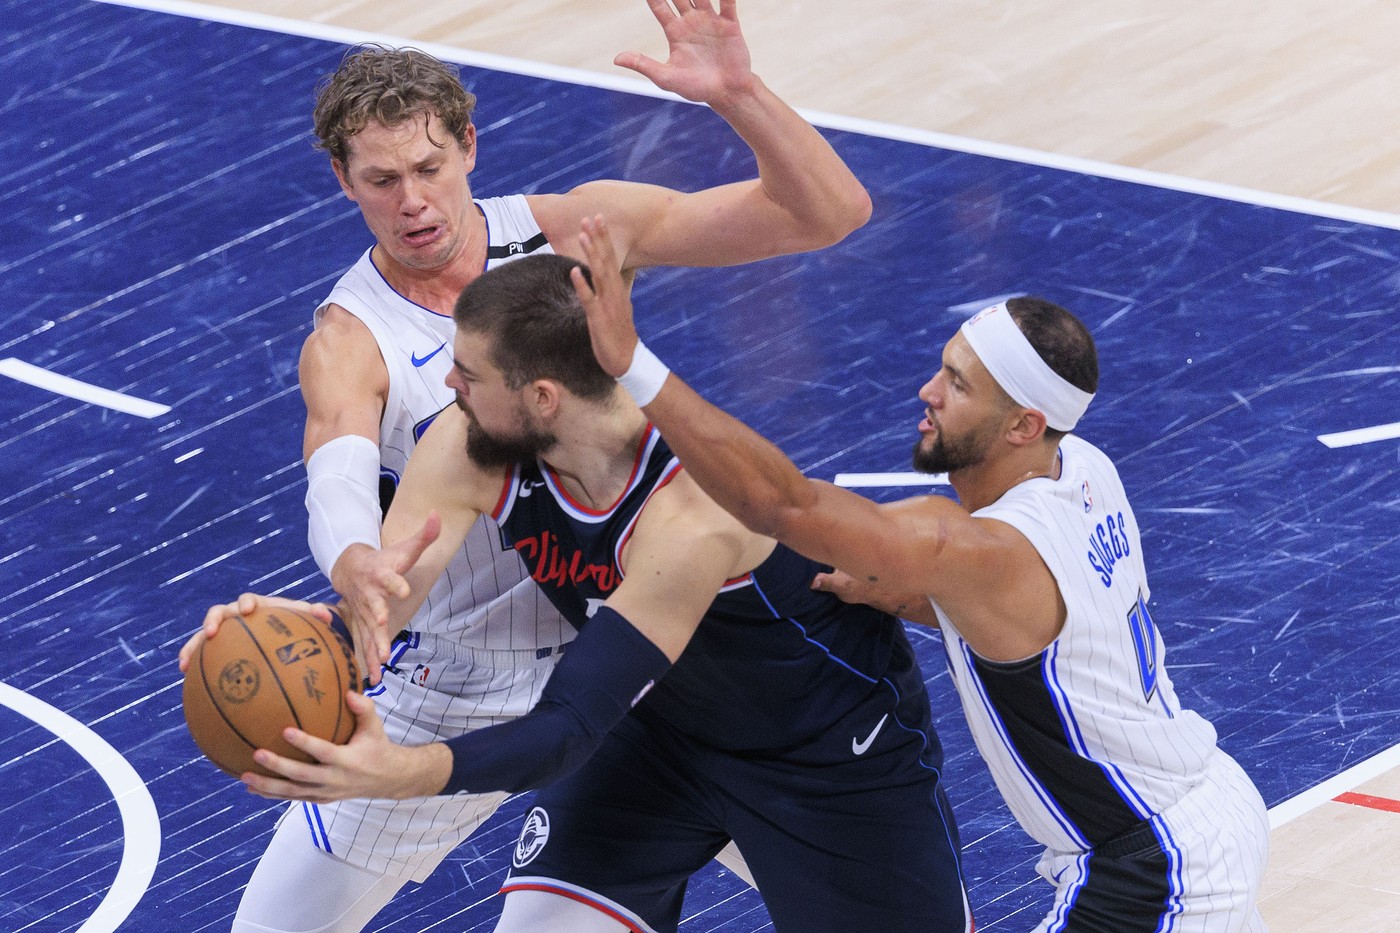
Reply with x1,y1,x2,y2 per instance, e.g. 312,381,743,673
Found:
513,807,551,867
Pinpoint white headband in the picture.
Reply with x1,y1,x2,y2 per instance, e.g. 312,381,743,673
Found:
959,301,1093,432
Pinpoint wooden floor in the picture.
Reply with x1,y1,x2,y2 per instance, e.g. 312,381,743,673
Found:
170,1,1400,928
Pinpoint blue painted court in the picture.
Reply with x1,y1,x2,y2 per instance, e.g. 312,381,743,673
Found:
2,1,1397,930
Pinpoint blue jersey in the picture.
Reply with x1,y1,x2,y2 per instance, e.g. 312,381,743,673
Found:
492,425,934,759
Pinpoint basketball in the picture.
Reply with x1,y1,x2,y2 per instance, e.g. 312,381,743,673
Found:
182,605,359,778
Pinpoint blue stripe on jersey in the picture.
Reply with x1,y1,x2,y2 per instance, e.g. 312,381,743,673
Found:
302,803,332,853
749,575,876,685
1147,816,1185,932
751,575,944,776
1042,642,1153,821
960,643,1091,849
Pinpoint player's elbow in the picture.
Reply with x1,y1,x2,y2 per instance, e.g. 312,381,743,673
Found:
806,184,873,248
836,185,874,239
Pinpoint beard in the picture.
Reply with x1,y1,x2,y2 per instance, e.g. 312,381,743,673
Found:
911,419,992,474
461,401,557,468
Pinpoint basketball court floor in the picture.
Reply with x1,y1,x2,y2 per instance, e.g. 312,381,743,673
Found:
2,1,1397,930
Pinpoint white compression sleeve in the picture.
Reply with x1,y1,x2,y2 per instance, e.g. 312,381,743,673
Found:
305,434,383,580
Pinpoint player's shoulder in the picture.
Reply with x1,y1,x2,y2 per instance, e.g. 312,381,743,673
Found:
299,303,385,387
303,303,379,357
634,469,763,556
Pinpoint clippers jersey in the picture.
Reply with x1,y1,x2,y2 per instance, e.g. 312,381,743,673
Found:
492,425,934,756
316,194,569,652
931,435,1224,852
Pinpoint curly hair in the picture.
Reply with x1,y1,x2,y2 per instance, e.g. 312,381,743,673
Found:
312,45,477,165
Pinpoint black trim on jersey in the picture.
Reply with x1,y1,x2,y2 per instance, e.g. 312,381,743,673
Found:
1056,823,1175,931
971,651,1145,847
486,232,550,260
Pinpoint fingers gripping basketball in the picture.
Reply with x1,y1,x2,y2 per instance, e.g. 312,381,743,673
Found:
182,605,360,778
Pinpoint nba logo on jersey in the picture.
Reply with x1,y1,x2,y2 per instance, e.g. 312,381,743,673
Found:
514,807,551,867
1081,480,1093,513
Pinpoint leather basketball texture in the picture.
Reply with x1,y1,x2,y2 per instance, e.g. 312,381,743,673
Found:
182,606,358,778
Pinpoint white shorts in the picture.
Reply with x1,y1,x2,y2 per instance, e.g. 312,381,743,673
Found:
1034,751,1269,932
288,634,562,882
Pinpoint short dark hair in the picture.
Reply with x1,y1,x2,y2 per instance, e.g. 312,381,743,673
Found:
453,255,616,402
1006,296,1099,394
1006,296,1098,438
313,45,476,166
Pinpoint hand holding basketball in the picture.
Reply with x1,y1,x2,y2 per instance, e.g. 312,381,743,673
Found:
182,598,358,779
241,689,454,803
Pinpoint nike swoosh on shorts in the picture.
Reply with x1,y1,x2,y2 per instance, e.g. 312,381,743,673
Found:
852,713,889,755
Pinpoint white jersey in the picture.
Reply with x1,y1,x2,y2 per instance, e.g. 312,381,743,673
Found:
315,195,570,652
932,434,1225,853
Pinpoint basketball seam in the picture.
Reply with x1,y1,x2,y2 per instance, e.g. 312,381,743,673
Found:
239,612,307,733
310,616,352,743
197,633,262,770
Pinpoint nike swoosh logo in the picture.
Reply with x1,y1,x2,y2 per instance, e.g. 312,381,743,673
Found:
410,342,448,367
852,713,889,756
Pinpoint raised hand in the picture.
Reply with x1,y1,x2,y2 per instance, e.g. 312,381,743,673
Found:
572,215,641,379
617,0,755,108
330,513,442,684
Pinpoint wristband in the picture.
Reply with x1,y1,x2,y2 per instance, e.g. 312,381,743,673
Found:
617,340,671,407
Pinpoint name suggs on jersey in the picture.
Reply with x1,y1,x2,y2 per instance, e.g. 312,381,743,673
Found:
1088,511,1130,588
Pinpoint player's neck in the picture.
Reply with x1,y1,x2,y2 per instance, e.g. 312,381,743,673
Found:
540,401,651,511
951,442,1062,513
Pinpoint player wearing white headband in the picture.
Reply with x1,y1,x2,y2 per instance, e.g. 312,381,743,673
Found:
575,214,1270,932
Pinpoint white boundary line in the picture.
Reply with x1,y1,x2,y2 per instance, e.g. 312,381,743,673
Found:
0,358,171,419
1268,743,1400,830
834,471,949,488
1317,421,1400,448
0,682,162,932
84,0,1400,232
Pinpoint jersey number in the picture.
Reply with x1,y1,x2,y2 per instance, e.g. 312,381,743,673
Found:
1126,591,1160,704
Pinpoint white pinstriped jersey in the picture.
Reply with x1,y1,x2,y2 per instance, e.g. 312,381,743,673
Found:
315,195,571,652
932,434,1224,854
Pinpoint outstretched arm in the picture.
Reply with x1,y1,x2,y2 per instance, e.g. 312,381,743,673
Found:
239,478,747,802
541,0,870,269
572,215,967,598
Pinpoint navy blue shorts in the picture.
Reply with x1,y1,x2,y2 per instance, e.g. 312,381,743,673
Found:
502,699,969,932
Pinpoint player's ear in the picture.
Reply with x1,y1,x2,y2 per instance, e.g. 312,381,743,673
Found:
1006,407,1047,447
458,124,478,174
330,158,356,200
529,378,561,420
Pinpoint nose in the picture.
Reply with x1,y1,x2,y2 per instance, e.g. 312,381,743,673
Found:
918,374,941,408
400,177,427,215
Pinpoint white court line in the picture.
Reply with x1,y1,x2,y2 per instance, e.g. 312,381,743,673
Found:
92,0,1400,232
834,472,949,488
0,682,161,932
1268,743,1400,830
1317,421,1400,448
0,358,171,419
